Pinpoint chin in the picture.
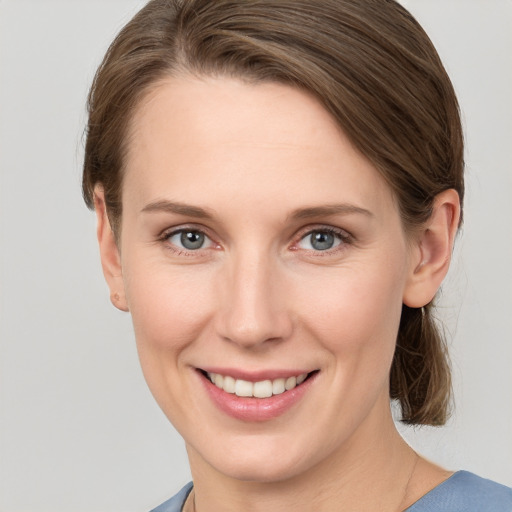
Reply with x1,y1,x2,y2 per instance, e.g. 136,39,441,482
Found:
198,426,342,483
210,455,308,483
188,430,328,484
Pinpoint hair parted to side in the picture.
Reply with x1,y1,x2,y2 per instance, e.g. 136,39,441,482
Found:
82,0,464,425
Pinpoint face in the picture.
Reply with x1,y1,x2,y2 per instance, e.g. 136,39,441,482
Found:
109,76,419,482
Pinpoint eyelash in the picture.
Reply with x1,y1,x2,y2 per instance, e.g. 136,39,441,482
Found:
158,225,353,256
292,226,352,256
158,225,218,257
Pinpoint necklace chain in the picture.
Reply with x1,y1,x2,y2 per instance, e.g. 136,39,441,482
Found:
183,452,419,512
397,451,419,512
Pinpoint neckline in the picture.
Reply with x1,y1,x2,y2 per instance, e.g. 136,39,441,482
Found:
179,471,470,512
404,470,465,510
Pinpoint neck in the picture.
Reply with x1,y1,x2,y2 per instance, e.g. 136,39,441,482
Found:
186,401,418,512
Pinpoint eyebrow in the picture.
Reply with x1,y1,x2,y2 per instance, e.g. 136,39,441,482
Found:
141,200,214,219
289,204,373,220
141,200,372,220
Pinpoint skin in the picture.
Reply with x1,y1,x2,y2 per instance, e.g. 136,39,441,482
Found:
95,76,460,511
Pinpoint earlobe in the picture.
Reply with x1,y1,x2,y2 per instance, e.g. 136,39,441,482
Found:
403,189,460,308
94,186,129,312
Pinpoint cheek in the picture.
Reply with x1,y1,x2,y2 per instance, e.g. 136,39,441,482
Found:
303,262,403,326
122,258,215,359
121,260,218,426
291,264,406,433
294,262,406,371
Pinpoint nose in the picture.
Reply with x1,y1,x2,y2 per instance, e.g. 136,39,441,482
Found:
215,249,293,349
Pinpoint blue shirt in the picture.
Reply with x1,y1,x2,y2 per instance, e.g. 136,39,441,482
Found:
150,471,512,512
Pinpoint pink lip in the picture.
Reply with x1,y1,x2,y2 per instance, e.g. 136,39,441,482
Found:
197,369,318,422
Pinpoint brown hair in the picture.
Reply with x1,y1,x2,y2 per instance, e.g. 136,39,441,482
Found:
82,0,464,425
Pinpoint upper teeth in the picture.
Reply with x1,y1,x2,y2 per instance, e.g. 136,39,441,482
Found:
207,372,308,398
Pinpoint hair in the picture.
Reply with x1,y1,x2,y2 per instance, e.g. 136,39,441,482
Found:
82,0,464,426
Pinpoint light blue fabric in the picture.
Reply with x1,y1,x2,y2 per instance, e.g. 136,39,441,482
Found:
150,471,512,512
405,471,512,511
150,482,193,512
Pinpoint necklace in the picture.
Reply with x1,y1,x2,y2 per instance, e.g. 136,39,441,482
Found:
397,451,420,512
183,452,419,512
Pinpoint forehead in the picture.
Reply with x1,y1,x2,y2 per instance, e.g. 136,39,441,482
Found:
122,75,397,220
127,75,345,159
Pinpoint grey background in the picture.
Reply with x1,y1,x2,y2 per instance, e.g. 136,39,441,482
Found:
0,1,510,510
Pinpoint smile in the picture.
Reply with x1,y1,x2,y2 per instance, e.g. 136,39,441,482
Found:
198,369,318,422
206,372,309,398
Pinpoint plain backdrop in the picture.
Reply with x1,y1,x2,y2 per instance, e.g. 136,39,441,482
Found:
0,1,511,511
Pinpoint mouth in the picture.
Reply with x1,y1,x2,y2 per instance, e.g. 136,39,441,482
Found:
196,367,319,421
201,370,317,398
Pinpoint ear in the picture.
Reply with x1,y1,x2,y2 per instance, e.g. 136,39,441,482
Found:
94,185,129,312
403,189,461,308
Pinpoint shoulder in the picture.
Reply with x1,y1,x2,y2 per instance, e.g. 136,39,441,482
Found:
407,471,512,512
149,482,193,512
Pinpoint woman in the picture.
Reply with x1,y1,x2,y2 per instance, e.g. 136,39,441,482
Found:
82,1,512,510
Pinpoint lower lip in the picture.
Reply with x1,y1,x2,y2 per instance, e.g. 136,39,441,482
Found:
198,371,317,422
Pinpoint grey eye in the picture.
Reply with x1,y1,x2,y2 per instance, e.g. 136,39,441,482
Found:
168,230,210,250
310,231,335,250
298,230,342,251
180,231,205,249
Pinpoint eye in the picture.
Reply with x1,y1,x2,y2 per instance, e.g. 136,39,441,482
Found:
297,229,346,251
165,229,214,251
